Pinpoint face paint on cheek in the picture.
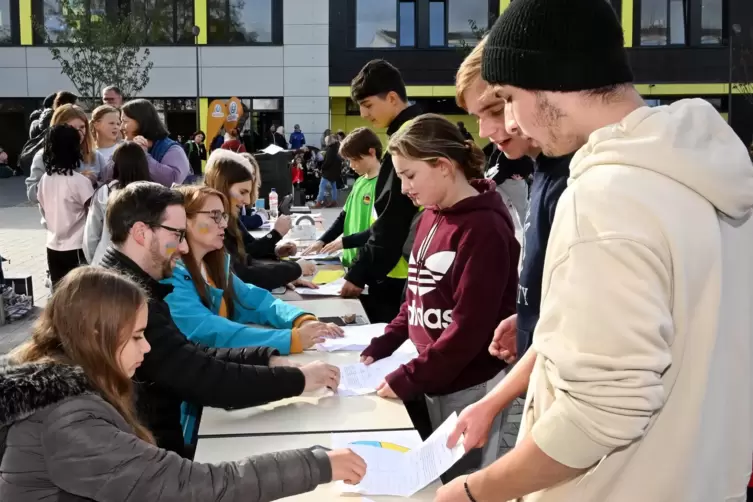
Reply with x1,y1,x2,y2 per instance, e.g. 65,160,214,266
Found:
198,223,210,235
165,243,178,256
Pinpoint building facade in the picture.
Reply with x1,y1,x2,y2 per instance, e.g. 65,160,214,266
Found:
0,0,750,166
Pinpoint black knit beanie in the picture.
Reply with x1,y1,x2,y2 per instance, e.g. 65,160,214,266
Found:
482,0,633,91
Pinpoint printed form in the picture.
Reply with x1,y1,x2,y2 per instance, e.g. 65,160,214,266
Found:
337,352,416,395
315,323,389,351
333,413,465,497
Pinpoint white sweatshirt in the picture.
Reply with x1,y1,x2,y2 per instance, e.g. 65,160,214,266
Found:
521,99,753,502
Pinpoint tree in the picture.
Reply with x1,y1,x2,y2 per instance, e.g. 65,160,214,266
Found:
37,0,154,103
734,26,753,106
458,15,498,56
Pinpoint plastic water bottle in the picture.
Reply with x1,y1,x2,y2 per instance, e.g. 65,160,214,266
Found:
268,188,279,219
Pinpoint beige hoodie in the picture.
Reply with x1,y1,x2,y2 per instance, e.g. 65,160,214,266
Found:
520,99,753,502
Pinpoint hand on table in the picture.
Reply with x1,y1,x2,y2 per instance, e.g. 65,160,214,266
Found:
298,320,344,349
433,474,471,502
291,278,318,289
359,355,374,366
327,449,367,485
274,215,293,237
268,356,301,368
376,380,398,399
301,241,324,255
490,313,518,364
301,361,341,391
297,259,317,276
321,238,343,255
276,241,297,258
340,280,363,298
446,399,497,451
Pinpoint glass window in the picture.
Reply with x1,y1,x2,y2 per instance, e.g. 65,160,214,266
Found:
668,0,686,44
700,0,722,44
399,1,416,47
429,1,446,47
0,0,12,44
640,0,668,46
121,0,193,44
253,98,280,110
356,0,397,48
448,0,489,47
38,0,108,44
209,0,274,44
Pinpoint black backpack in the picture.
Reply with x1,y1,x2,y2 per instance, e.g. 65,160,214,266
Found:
17,133,46,177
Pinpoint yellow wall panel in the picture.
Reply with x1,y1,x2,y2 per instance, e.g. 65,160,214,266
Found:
194,0,208,44
20,0,33,45
622,0,633,47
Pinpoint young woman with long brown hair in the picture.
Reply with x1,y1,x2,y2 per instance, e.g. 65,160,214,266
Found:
0,266,366,500
203,149,316,290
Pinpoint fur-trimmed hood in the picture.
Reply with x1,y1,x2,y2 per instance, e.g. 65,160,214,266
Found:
0,358,93,427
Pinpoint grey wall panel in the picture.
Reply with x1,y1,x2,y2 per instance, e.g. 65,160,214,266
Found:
25,47,60,68
200,46,284,68
144,47,196,68
139,67,197,97
284,45,328,67
284,112,330,137
284,97,329,114
26,68,76,96
0,70,29,97
283,66,328,97
202,66,283,97
0,48,27,68
284,24,329,46
283,0,329,25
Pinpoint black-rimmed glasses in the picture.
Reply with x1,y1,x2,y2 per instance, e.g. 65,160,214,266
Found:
156,224,187,243
197,210,229,224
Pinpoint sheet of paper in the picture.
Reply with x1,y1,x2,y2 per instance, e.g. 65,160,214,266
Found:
335,413,465,496
294,277,346,296
337,352,416,395
292,252,342,262
312,269,345,285
315,323,387,351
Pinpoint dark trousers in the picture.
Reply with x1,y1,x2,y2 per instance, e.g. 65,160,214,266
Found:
47,248,86,288
359,277,406,324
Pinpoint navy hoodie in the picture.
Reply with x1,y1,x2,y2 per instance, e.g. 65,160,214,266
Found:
361,179,519,400
516,154,572,356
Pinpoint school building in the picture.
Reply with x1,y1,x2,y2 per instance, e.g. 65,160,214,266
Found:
0,0,751,165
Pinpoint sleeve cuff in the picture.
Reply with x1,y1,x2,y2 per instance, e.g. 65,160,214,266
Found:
290,330,303,354
530,398,611,469
293,314,317,328
310,447,333,484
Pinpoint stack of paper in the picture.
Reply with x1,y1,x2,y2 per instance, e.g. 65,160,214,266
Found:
315,323,387,352
293,277,348,296
333,413,465,497
292,252,342,262
337,352,416,396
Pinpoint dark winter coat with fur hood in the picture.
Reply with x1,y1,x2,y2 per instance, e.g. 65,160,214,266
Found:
0,359,332,501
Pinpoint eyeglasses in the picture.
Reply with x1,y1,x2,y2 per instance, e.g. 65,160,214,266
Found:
156,224,186,243
197,210,229,224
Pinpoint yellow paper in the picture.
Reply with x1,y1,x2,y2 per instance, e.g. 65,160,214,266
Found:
313,269,345,285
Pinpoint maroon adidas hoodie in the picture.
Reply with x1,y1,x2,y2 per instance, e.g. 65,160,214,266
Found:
362,179,520,401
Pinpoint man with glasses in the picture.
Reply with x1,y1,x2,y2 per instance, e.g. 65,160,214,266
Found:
101,182,340,458
102,85,123,108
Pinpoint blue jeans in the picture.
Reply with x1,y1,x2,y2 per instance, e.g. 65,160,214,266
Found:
316,178,338,204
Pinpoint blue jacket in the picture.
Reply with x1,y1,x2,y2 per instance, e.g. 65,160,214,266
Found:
162,256,310,354
290,131,306,150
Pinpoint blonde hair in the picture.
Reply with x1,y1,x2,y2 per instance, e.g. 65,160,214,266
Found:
90,104,120,146
388,114,486,180
11,267,154,444
51,104,96,164
455,37,487,110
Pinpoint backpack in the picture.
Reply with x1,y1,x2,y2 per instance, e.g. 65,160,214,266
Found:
17,134,46,177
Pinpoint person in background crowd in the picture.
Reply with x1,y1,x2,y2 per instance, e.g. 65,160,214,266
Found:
185,130,208,177
102,85,124,108
361,115,518,479
303,127,382,264
27,104,106,203
290,124,306,150
203,150,316,290
266,124,277,147
0,148,12,178
120,99,190,186
100,182,344,457
238,152,268,230
341,59,422,323
28,93,55,126
274,126,289,149
337,130,346,142
90,104,122,163
163,185,339,352
37,125,94,288
29,91,77,140
457,121,474,141
321,128,332,149
438,1,753,500
0,267,366,501
220,128,246,153
210,128,225,152
313,134,343,208
84,142,152,265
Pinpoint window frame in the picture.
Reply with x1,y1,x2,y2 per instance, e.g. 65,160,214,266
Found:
398,0,417,48
634,0,725,48
0,0,19,45
207,0,283,46
351,0,498,50
32,0,196,46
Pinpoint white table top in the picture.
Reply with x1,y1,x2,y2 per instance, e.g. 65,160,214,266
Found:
194,433,440,501
287,298,366,318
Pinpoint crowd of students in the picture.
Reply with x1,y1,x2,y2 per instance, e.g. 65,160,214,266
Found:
2,0,753,500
